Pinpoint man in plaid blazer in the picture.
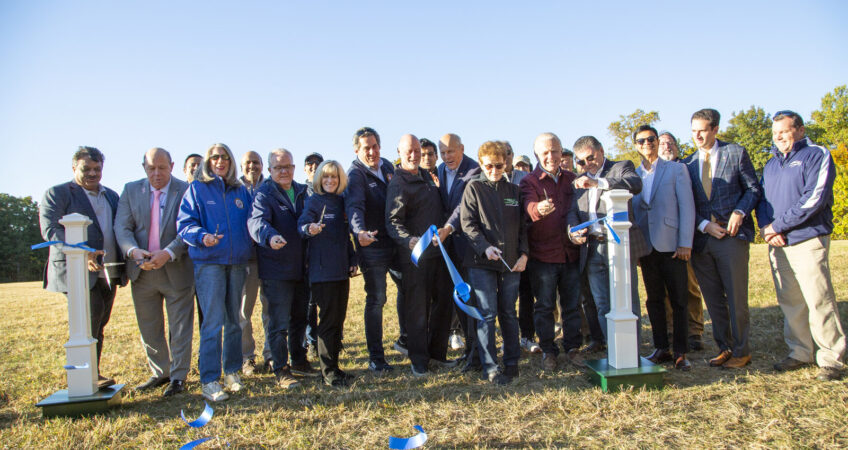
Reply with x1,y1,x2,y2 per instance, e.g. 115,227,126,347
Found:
683,108,762,369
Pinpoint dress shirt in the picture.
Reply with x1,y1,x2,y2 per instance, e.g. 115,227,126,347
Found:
445,166,457,194
368,160,385,183
585,158,610,235
128,180,176,260
697,141,719,233
637,163,655,206
85,185,118,276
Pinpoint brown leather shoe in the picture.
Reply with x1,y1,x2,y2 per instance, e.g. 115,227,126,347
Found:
646,348,673,364
542,353,557,371
722,355,751,369
709,350,732,367
674,354,692,371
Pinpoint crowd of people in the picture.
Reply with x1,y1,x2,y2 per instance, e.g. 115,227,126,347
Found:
39,108,846,403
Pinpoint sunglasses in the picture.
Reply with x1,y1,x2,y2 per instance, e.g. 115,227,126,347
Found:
271,164,296,172
575,154,596,166
635,136,657,146
209,154,230,161
483,163,505,170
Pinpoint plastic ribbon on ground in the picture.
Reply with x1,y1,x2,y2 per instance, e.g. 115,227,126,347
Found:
179,437,216,450
181,402,214,428
389,425,428,449
63,363,89,370
569,211,629,244
410,226,483,321
31,240,97,252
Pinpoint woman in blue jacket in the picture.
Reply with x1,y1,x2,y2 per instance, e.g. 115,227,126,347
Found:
298,160,358,387
177,143,253,402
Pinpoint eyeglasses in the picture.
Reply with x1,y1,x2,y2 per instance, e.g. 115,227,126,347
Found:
271,164,295,172
483,163,505,170
209,154,230,161
305,160,321,166
635,136,657,146
575,154,596,166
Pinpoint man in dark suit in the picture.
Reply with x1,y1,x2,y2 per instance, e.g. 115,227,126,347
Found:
567,136,648,341
683,108,762,369
437,133,482,369
632,126,696,371
39,146,126,388
115,148,194,397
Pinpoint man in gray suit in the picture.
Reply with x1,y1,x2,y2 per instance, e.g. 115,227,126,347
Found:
683,108,761,369
40,146,126,389
115,148,194,397
567,136,648,341
632,125,696,371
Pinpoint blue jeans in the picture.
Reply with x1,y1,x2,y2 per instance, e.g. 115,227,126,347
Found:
195,263,246,384
528,259,582,355
469,267,521,375
261,278,309,371
585,241,641,340
359,246,403,361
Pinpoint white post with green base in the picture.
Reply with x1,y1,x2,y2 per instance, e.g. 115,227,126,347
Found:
585,189,665,392
36,213,123,417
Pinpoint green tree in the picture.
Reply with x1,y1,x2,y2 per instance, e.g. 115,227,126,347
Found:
0,194,46,282
607,109,661,158
809,85,848,148
831,143,848,239
716,105,773,173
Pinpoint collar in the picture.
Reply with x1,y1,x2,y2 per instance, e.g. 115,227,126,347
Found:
540,166,560,181
149,179,172,194
699,140,718,156
585,157,607,179
83,184,106,196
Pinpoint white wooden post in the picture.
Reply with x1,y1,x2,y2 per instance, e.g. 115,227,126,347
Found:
603,190,639,369
59,213,98,397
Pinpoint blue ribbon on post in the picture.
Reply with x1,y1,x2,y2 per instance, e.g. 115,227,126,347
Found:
570,211,629,244
31,240,97,252
411,225,484,321
389,425,428,449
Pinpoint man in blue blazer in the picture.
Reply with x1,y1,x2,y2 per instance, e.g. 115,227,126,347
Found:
437,133,482,369
39,146,127,388
683,108,762,369
632,126,696,371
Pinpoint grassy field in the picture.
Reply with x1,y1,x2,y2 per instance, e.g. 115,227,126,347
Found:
1,242,848,448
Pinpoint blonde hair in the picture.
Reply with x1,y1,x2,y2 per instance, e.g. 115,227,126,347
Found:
197,143,241,187
477,141,507,162
312,160,348,195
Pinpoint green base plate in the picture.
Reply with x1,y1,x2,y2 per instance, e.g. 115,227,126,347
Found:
585,357,665,392
36,384,124,418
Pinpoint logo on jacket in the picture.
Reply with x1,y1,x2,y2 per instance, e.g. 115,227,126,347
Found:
788,161,802,168
504,198,519,207
235,198,244,209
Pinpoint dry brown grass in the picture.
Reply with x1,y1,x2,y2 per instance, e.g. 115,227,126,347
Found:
1,242,848,448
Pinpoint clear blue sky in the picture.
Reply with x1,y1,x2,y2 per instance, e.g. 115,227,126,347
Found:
2,1,846,200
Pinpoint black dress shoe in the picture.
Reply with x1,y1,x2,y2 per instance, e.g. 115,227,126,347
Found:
581,341,607,354
646,348,673,364
135,376,170,391
163,379,185,397
688,335,704,351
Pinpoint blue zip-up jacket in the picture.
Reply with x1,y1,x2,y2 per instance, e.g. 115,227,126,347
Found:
247,179,308,281
298,192,356,283
177,177,253,265
756,137,835,245
343,157,396,250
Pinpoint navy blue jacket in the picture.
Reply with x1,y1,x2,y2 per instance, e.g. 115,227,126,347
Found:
177,177,253,265
344,158,396,250
298,193,356,283
437,154,481,265
247,179,308,281
756,137,835,245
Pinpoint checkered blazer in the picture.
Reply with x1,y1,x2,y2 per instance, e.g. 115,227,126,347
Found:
682,140,762,252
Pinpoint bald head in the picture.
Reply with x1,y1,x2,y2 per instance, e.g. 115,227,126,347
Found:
143,147,174,190
241,151,263,185
397,134,422,173
533,133,563,174
439,133,465,170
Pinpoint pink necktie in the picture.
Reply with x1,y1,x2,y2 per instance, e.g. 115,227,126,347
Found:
149,190,161,252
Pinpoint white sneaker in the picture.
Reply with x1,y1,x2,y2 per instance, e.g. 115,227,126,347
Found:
201,381,230,402
520,337,542,354
223,373,243,392
449,332,465,350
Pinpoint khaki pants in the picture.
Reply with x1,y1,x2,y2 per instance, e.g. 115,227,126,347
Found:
769,235,846,369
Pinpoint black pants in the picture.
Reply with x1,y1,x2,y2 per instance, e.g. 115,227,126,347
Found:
641,249,689,355
311,280,349,379
402,258,453,371
88,277,118,372
517,270,535,339
580,282,605,343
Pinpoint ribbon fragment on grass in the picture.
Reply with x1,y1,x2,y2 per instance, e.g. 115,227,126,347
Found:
411,225,483,321
389,425,428,449
181,402,214,428
179,437,216,450
31,240,97,252
569,211,629,244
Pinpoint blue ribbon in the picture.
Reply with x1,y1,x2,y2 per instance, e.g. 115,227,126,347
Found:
31,240,97,252
179,437,216,450
63,363,89,370
181,402,214,428
570,211,629,244
410,226,484,321
389,425,428,450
